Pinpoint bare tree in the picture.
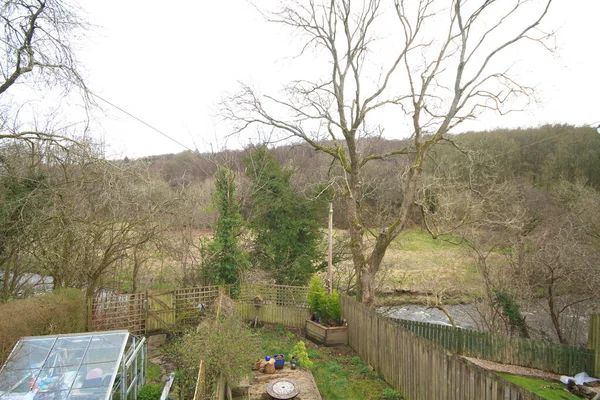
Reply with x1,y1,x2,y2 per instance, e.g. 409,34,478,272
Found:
223,0,553,305
509,216,600,345
0,0,89,143
27,143,173,300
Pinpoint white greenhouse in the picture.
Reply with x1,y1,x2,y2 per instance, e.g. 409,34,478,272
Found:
0,330,146,399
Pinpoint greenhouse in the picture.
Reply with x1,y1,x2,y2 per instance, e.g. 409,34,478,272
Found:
0,330,146,399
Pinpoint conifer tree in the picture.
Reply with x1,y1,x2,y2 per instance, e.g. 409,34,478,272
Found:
245,148,326,285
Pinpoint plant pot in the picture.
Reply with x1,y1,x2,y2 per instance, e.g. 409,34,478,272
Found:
305,320,348,346
290,356,299,370
274,354,285,369
264,360,276,374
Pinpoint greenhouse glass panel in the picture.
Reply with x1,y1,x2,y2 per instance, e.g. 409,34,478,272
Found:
0,330,146,400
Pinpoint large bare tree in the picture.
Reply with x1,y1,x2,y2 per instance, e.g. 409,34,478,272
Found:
0,0,88,143
223,0,553,305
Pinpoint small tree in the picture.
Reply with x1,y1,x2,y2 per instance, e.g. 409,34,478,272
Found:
203,168,246,291
326,289,341,322
308,275,327,318
308,275,341,323
245,147,326,285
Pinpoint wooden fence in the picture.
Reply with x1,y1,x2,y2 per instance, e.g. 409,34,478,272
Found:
341,295,545,400
233,283,311,328
89,292,146,333
590,313,600,377
234,303,310,328
236,283,309,307
89,286,220,334
392,318,596,376
90,284,308,334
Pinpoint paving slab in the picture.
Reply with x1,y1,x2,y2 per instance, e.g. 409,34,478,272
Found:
244,365,322,400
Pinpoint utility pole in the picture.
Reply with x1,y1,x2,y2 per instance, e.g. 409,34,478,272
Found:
327,202,333,294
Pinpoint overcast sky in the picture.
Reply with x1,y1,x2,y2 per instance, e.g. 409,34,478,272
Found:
76,0,600,158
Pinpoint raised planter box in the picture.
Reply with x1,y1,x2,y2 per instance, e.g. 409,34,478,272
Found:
305,319,348,346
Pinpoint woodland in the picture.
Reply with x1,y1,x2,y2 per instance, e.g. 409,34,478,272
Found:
1,124,599,347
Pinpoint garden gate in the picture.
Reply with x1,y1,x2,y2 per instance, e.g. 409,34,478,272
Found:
146,291,176,332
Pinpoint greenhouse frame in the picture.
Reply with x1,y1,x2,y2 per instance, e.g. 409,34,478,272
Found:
0,330,146,399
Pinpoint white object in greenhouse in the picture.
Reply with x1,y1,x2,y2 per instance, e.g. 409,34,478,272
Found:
0,330,146,399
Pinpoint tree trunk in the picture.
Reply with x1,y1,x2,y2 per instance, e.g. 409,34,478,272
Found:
132,247,140,293
547,282,567,344
345,138,367,302
360,268,376,307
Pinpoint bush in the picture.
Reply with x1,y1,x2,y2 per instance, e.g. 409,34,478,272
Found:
291,341,313,370
308,275,327,318
138,383,163,400
0,288,86,364
308,275,341,323
166,315,260,397
326,289,341,322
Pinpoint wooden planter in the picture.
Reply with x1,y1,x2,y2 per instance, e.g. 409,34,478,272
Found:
305,320,348,346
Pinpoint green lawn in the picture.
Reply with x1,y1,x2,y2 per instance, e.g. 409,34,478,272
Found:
392,229,464,251
499,374,582,400
254,324,401,400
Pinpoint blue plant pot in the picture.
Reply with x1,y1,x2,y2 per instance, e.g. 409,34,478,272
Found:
274,354,285,369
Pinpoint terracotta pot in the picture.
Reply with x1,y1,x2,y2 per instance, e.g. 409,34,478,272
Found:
264,362,276,374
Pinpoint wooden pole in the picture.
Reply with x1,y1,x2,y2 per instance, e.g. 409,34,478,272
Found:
590,313,600,377
328,202,333,294
86,295,92,332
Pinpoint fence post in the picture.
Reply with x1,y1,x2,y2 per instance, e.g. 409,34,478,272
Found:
86,295,93,332
589,313,600,377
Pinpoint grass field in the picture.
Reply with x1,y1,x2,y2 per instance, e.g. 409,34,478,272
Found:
333,228,485,305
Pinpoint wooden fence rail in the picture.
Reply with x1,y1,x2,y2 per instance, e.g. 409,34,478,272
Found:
342,295,545,400
392,318,596,376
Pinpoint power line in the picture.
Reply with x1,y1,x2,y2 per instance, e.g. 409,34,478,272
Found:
89,91,196,153
496,130,567,157
495,124,597,158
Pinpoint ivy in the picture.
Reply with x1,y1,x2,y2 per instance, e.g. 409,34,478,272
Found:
202,168,246,293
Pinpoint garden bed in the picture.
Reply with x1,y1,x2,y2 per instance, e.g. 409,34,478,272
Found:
305,320,348,346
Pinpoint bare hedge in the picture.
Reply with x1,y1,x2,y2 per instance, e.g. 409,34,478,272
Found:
0,289,86,364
